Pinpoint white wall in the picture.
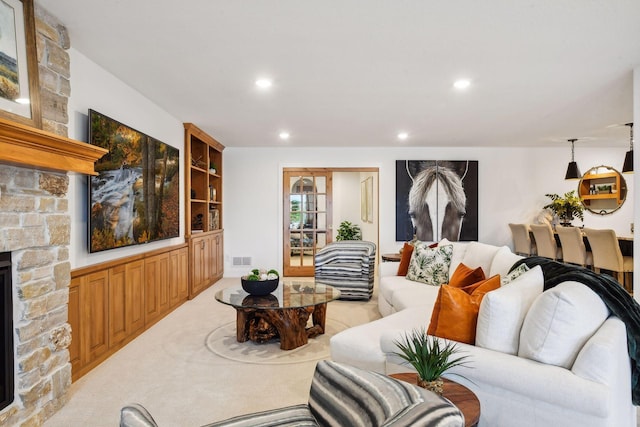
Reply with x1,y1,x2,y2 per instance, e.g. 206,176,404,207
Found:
63,48,635,277
332,172,362,239
223,146,634,277
67,48,185,268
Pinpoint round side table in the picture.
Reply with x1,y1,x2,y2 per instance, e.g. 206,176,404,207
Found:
390,373,480,427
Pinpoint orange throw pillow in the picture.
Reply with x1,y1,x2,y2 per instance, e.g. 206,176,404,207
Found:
396,242,415,276
448,263,485,288
427,275,501,344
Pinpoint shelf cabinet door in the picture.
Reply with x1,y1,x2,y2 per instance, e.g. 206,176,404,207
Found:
212,231,224,279
80,270,109,365
145,253,170,326
170,247,189,307
126,260,145,336
190,235,208,296
108,265,127,348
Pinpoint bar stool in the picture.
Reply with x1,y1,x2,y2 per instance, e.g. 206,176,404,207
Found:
530,223,563,261
583,228,633,293
555,226,593,268
508,223,536,256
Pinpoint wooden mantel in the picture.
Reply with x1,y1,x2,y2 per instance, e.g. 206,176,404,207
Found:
0,117,107,175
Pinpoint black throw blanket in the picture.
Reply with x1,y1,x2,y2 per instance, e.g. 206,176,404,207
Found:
510,256,640,405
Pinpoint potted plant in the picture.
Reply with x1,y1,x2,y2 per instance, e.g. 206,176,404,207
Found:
543,190,584,226
335,221,362,241
393,329,470,394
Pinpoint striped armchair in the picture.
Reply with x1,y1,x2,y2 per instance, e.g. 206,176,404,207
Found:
120,361,464,427
314,240,376,300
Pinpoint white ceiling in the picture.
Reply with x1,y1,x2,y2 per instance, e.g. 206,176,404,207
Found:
38,0,640,148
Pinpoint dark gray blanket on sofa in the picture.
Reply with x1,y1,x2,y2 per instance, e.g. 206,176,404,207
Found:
511,256,640,405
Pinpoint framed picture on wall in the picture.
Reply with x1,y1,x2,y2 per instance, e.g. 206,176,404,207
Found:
365,176,373,223
0,0,41,128
361,179,367,221
395,160,478,242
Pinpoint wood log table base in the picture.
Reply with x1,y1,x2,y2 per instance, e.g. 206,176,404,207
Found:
235,303,328,350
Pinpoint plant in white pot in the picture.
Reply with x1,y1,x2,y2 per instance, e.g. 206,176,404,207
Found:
393,329,471,394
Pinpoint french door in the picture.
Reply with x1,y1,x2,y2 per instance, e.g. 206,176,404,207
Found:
283,169,333,276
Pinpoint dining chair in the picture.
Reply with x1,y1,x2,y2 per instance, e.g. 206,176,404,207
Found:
555,226,593,268
508,223,536,256
583,228,633,293
529,223,563,261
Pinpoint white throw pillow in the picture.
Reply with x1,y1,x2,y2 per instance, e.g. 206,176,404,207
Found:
460,242,501,277
518,281,610,369
489,246,524,278
476,265,543,354
406,242,453,286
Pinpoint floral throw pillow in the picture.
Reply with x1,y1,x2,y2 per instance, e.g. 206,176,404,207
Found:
501,263,530,286
406,243,454,286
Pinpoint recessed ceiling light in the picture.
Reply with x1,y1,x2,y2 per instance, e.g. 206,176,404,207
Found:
255,78,273,89
279,132,290,140
397,132,409,141
15,98,30,105
453,79,471,90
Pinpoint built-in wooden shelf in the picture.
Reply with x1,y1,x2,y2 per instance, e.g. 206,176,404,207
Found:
0,117,107,175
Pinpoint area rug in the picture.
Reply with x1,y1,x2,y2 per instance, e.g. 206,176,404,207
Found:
205,318,350,365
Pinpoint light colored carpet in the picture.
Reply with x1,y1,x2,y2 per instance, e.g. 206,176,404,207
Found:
44,278,380,427
205,318,350,365
43,277,640,426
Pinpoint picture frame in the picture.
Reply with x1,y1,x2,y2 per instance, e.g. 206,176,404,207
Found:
361,179,367,222
0,0,41,128
365,176,373,223
360,176,374,223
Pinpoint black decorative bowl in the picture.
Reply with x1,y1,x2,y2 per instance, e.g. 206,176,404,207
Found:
241,278,279,296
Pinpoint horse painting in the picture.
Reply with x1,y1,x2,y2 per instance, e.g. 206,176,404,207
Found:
396,160,478,242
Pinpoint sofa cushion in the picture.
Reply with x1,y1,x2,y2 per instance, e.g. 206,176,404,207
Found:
427,274,501,344
476,265,544,354
406,243,453,286
448,263,486,288
396,242,415,276
518,281,610,369
489,246,524,278
459,242,502,277
439,238,468,275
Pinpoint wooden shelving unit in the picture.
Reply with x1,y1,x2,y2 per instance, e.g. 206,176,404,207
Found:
184,123,224,297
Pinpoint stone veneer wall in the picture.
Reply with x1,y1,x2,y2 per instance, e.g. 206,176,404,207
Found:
0,5,73,426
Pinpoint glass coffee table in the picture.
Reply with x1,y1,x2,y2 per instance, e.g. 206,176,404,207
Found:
215,281,341,350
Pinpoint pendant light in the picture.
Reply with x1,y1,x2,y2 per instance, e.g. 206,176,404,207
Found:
565,138,581,180
622,122,633,173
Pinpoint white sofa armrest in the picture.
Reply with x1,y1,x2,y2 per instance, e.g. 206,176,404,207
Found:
379,261,400,278
380,331,613,417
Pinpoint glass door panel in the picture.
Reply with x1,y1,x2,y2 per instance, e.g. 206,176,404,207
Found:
283,170,332,276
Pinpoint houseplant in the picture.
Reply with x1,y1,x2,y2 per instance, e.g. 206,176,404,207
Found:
393,328,470,394
336,221,362,241
241,268,280,296
543,190,584,226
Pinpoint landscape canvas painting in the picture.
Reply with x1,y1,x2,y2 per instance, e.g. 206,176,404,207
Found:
88,110,180,252
0,0,20,101
396,160,478,243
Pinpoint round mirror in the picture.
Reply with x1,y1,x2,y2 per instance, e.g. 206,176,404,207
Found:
578,165,627,215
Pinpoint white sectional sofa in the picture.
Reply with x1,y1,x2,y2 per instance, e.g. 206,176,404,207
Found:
330,240,636,427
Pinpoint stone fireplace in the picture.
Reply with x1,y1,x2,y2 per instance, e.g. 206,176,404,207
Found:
0,124,105,425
